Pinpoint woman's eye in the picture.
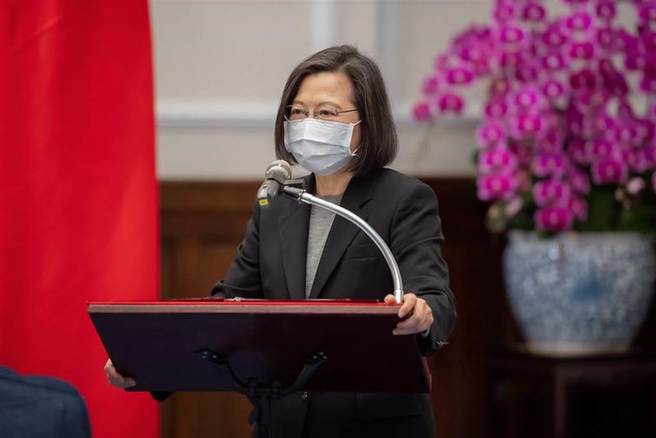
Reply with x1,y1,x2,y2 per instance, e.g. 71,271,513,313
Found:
318,109,337,118
289,108,307,119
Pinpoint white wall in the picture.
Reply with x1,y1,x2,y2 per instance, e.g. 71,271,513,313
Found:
152,0,493,180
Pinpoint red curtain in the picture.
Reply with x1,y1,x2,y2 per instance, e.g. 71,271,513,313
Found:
0,1,159,437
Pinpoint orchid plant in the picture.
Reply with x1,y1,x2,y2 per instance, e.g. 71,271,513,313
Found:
414,0,656,233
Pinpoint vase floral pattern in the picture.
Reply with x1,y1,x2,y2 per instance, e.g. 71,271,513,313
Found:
504,232,656,355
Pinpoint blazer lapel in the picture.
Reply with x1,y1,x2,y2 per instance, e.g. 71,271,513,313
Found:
308,174,374,299
278,176,312,300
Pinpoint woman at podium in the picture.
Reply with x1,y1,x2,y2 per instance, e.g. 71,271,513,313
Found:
106,45,456,438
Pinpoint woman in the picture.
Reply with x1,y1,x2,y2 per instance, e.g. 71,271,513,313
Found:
106,45,456,438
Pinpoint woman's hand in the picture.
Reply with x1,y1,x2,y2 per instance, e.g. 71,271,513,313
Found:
384,292,434,335
104,358,136,389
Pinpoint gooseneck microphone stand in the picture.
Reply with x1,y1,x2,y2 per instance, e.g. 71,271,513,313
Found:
281,185,405,304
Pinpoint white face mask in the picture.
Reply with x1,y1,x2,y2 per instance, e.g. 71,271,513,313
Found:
284,118,361,176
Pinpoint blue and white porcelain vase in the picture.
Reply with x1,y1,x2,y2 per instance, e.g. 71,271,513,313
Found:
503,231,656,356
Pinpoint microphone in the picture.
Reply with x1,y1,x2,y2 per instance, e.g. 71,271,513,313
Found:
257,160,292,206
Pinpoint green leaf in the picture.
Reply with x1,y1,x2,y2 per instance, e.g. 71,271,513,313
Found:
577,186,618,232
506,191,535,231
618,190,656,233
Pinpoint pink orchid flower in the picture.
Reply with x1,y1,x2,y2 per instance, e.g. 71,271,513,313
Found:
596,1,617,22
438,93,465,114
534,207,574,232
523,2,547,22
567,196,589,221
485,99,509,119
412,102,432,122
477,121,506,147
532,152,567,178
422,76,440,95
479,147,518,174
570,168,592,194
533,179,572,207
565,12,593,32
591,158,629,185
477,173,519,201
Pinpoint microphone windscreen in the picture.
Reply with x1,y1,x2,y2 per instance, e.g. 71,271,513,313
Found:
265,160,292,181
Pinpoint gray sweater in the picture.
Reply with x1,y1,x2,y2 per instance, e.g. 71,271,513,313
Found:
304,194,342,297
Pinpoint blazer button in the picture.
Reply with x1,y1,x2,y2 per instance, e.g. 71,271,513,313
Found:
300,391,309,401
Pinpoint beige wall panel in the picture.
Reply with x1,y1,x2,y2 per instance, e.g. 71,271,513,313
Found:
396,1,490,101
157,127,277,180
151,0,314,100
396,122,478,177
333,1,378,57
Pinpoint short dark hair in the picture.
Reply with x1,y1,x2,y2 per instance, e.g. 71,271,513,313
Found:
274,45,398,176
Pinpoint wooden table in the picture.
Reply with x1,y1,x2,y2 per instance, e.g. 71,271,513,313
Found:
489,346,656,438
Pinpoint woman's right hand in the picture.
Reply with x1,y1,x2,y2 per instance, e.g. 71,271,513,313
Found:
104,358,136,389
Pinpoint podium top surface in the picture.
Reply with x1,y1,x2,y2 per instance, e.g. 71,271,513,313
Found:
88,298,400,314
89,299,430,394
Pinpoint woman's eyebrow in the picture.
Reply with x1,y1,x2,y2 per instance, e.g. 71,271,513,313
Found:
316,101,341,107
291,99,343,108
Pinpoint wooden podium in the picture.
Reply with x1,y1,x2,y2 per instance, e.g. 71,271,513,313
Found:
88,299,430,395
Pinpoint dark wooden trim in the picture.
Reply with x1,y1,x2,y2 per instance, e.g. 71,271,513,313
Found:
160,177,490,241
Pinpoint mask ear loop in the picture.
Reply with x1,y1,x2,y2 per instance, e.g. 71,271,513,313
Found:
349,120,363,156
350,120,363,157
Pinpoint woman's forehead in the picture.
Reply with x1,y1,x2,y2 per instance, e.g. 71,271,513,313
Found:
294,71,354,105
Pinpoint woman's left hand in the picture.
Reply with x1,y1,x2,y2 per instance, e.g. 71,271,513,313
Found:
384,292,434,335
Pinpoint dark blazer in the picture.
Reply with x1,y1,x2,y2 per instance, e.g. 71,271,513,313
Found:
0,367,91,438
211,168,457,438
